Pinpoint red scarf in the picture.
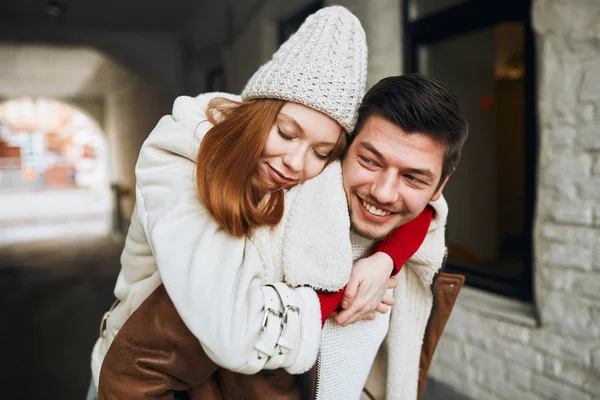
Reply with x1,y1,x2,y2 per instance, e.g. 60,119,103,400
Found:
317,206,433,325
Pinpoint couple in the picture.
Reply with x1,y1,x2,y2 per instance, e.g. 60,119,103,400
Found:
90,6,468,400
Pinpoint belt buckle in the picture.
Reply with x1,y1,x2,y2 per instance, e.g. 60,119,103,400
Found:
260,307,282,334
279,305,300,335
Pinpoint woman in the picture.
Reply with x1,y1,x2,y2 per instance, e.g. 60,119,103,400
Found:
89,6,428,399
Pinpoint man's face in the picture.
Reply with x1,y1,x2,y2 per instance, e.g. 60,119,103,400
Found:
342,114,450,240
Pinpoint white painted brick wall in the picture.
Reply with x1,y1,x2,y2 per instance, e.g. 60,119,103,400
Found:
576,124,600,150
591,347,600,376
533,375,592,400
507,364,533,390
426,0,600,399
502,385,544,400
593,158,600,175
543,153,592,177
540,242,593,270
594,204,600,226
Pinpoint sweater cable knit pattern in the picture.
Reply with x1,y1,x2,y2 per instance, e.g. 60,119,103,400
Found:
317,231,390,399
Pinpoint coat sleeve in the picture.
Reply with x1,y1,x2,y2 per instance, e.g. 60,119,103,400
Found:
133,108,321,374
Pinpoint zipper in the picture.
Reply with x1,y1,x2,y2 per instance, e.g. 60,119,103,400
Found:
314,351,321,400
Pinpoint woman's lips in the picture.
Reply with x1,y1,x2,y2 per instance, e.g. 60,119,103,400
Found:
268,165,296,185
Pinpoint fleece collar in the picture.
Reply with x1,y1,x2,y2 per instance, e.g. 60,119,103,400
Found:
405,195,448,287
253,162,353,292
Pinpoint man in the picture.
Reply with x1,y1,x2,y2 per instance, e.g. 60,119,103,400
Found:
317,74,468,399
98,73,468,400
339,74,467,399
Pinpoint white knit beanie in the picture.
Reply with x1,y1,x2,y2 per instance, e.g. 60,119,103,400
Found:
241,6,367,133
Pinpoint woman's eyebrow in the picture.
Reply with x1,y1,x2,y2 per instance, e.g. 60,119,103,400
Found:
279,113,337,146
278,113,303,133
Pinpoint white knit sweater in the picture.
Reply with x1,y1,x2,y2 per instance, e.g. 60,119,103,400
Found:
365,198,448,400
317,200,448,400
316,232,389,399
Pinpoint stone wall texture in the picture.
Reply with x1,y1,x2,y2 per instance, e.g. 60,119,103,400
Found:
428,0,600,399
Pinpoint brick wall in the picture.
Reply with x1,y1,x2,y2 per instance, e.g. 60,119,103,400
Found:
428,0,600,399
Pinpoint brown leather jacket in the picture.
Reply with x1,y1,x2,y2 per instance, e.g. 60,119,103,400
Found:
98,272,464,400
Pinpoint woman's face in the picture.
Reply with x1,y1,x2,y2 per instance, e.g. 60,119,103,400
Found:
257,102,342,188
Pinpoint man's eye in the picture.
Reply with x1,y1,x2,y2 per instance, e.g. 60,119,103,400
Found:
360,156,374,165
406,175,425,186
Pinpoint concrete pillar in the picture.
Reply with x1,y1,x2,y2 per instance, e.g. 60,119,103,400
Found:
326,0,403,88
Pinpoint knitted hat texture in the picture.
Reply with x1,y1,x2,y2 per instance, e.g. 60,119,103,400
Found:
241,6,367,133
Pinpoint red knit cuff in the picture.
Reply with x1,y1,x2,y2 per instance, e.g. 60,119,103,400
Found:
316,289,344,326
374,206,433,276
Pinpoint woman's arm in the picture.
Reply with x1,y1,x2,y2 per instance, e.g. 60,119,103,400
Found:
133,107,321,374
332,207,433,326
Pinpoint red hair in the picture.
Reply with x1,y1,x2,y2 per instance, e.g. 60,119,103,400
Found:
196,97,346,236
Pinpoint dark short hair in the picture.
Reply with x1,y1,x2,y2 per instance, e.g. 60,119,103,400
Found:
351,73,469,184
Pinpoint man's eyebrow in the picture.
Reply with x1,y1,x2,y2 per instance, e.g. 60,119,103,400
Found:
359,141,435,180
407,168,435,180
358,141,383,159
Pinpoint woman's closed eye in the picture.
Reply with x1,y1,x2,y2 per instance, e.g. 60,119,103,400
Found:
277,127,294,141
314,149,330,160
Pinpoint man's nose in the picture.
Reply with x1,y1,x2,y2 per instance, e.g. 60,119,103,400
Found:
370,172,399,205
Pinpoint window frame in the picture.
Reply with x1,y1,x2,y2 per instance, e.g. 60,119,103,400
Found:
403,0,537,302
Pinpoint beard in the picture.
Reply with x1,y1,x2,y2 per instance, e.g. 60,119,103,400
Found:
349,220,398,241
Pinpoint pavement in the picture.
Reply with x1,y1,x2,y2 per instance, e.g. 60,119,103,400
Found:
1,233,468,400
1,234,123,399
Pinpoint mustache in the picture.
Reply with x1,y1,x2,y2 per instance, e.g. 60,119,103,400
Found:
353,190,410,217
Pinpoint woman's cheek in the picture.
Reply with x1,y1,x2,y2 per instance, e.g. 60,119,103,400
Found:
306,164,320,180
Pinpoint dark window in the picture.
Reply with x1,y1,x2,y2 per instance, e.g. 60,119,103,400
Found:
404,0,537,301
206,66,226,92
279,1,323,45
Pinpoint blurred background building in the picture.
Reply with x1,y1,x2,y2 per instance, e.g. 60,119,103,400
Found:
0,0,598,399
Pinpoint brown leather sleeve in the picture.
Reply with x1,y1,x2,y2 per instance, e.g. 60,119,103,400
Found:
417,272,465,400
98,284,219,400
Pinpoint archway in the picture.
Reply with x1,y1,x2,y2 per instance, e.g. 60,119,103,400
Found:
0,97,111,243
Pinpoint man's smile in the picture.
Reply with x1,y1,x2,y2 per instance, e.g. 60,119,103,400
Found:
356,194,395,221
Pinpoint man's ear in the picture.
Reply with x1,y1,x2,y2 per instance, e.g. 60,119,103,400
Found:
431,169,454,201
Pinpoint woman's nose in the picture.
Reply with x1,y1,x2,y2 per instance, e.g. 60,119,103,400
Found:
282,149,305,173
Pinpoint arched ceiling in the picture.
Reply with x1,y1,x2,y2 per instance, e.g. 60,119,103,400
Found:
0,0,234,52
0,44,133,98
0,0,200,30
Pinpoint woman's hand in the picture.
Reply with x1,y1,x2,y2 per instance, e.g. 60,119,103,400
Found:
332,252,397,327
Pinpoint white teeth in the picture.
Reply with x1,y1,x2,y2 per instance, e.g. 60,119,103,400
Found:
362,200,391,216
